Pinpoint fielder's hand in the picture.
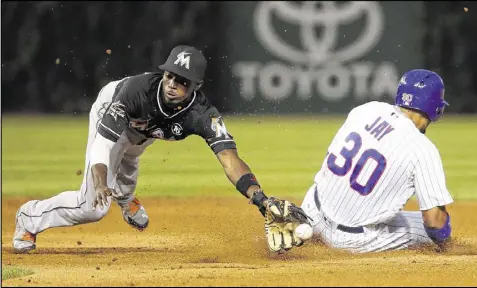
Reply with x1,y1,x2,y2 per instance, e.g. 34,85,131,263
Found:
264,197,313,253
250,191,313,253
92,184,123,211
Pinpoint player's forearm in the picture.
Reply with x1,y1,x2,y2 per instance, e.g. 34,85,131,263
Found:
223,161,261,198
220,151,252,183
222,156,249,183
218,149,266,206
91,163,109,187
423,206,449,229
225,163,267,206
89,134,115,188
224,157,252,185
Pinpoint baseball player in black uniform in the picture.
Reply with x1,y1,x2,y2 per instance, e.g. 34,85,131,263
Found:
13,45,310,253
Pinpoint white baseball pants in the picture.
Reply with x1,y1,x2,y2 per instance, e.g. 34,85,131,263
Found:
16,80,155,234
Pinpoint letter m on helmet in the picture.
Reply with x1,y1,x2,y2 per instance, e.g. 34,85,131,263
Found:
174,51,191,70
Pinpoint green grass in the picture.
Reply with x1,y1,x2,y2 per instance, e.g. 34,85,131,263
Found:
2,266,35,280
2,114,477,200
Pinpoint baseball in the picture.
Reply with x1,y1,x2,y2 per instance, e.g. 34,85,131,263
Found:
295,223,313,241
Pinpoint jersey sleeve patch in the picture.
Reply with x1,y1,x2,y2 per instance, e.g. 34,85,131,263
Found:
98,101,130,142
194,107,237,154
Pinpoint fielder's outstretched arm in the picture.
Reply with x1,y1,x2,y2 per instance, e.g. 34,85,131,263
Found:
194,109,269,215
216,148,267,207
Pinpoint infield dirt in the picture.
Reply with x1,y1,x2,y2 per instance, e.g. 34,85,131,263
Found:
2,197,477,286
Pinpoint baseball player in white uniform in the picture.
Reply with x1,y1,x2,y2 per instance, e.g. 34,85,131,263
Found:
300,69,453,253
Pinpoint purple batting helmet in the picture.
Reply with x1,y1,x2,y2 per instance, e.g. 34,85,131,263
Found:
395,69,449,122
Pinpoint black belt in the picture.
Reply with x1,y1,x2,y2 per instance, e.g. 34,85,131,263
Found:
314,187,364,234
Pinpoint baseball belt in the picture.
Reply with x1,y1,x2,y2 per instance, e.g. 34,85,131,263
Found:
314,186,365,234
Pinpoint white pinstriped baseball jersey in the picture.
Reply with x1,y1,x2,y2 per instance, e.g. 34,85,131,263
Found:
314,101,453,227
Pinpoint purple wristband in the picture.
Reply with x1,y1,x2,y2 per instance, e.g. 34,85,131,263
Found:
424,213,451,244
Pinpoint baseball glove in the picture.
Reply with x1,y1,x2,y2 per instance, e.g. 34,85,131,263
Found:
263,197,313,253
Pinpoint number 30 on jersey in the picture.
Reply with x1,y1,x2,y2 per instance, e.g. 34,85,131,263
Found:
327,132,387,196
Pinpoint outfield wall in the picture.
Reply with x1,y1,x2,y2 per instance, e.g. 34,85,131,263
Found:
2,2,477,114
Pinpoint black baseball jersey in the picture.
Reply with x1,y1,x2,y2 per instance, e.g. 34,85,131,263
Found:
97,72,236,154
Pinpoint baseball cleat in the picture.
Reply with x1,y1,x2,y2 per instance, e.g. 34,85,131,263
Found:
13,210,37,253
118,197,149,231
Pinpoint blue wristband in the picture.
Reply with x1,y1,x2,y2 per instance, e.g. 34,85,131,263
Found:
424,213,451,244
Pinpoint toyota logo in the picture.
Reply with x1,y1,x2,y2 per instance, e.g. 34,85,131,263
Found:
254,1,384,66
